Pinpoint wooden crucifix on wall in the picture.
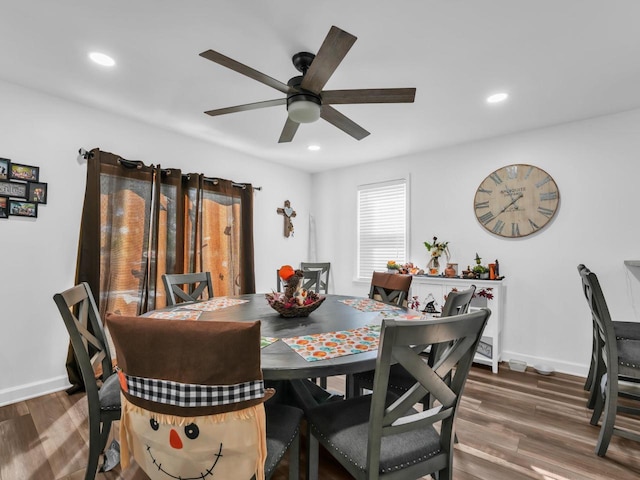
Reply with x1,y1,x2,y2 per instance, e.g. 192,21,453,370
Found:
277,200,296,237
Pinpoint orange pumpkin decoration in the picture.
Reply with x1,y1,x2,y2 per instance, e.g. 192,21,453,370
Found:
279,265,295,281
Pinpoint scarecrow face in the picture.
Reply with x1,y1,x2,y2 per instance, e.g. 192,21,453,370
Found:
127,408,260,480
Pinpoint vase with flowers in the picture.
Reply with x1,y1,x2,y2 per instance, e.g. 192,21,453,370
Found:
424,236,450,275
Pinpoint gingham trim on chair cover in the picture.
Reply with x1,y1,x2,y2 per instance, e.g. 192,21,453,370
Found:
120,371,266,407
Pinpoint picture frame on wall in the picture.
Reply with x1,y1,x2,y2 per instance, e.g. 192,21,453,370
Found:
0,180,27,199
0,196,8,219
9,200,38,218
9,163,39,182
27,182,47,204
0,158,10,181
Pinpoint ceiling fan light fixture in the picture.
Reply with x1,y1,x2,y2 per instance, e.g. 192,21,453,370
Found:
287,94,321,123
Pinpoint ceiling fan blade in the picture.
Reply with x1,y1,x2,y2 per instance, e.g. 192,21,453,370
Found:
278,118,300,143
204,98,286,117
300,26,357,94
321,105,370,140
322,88,416,104
200,50,291,94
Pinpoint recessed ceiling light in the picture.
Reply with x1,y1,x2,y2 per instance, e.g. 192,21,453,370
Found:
89,52,115,67
486,92,508,104
308,145,321,151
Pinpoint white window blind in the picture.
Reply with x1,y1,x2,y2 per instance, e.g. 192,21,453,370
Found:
357,179,407,280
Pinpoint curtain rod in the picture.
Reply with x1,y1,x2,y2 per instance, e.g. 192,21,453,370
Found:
77,148,261,190
198,175,261,191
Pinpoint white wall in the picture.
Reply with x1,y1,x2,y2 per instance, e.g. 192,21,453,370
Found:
4,76,640,405
0,80,311,405
311,108,640,376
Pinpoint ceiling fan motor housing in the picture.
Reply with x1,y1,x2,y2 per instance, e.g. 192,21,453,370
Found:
292,51,315,74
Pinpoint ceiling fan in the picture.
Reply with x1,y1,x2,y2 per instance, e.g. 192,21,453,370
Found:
200,25,416,143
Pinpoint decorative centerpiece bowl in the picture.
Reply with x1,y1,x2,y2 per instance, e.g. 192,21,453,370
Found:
265,292,326,318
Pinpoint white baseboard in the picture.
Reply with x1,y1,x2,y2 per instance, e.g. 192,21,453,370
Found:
501,350,589,378
0,375,71,407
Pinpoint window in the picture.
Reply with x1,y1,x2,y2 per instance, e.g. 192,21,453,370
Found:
357,178,408,280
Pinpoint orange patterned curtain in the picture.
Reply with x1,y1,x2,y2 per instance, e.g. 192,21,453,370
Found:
182,175,255,297
71,149,255,389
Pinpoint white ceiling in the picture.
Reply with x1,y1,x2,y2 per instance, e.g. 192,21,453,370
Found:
2,1,640,173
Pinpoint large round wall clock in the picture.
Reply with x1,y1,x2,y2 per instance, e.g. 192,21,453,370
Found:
474,164,560,238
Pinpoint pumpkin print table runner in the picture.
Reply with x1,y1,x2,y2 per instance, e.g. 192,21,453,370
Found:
282,325,381,362
339,297,402,312
147,310,203,320
178,297,249,311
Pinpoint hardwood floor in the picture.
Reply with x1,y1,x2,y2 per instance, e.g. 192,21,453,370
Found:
1,364,639,479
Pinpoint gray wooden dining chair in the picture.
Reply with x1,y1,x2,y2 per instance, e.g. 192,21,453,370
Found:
305,308,491,480
162,271,214,306
107,313,304,479
53,282,121,480
578,264,640,409
578,264,640,456
350,285,476,401
345,272,414,396
368,271,412,307
264,402,304,480
300,262,330,294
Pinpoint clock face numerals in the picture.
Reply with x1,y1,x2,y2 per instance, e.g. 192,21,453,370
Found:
474,164,559,238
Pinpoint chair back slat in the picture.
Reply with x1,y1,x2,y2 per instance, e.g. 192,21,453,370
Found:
578,265,618,381
300,269,322,293
301,262,331,294
441,285,476,317
162,272,214,306
53,282,114,397
277,269,322,294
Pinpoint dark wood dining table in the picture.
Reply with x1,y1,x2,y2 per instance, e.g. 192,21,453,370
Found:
146,293,385,381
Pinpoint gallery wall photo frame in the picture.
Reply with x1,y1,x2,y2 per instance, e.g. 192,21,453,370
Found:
8,199,38,218
9,163,39,182
27,182,47,204
0,180,27,199
0,196,8,219
0,158,10,181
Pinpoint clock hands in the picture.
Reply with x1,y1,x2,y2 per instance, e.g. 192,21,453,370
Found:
496,192,523,216
503,184,522,211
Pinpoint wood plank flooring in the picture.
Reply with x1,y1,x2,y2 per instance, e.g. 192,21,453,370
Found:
1,364,639,479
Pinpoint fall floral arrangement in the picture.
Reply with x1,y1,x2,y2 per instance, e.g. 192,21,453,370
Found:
266,265,325,317
387,261,424,275
424,236,450,273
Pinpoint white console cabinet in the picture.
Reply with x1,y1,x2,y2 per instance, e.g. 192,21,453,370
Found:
409,276,505,373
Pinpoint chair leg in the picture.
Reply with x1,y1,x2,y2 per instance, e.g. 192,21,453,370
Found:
86,417,103,480
590,390,604,426
586,377,599,410
288,430,300,480
345,373,359,399
98,419,114,458
306,427,320,480
595,391,617,456
587,355,605,410
590,374,606,426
